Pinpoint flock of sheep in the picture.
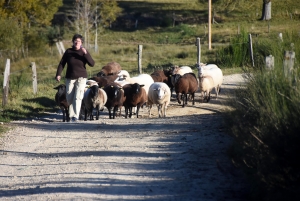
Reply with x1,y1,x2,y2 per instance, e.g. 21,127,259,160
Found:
54,61,223,122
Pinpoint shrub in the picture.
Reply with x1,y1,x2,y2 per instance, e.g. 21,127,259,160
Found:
216,29,249,68
225,60,300,200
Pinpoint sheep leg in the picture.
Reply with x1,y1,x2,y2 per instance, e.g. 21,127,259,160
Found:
148,105,152,117
157,105,162,118
177,93,181,104
215,85,220,99
113,106,118,119
84,108,88,121
192,93,195,105
95,105,100,120
125,107,129,118
66,106,70,122
207,92,211,102
136,105,141,118
162,103,167,118
61,107,66,122
108,108,112,119
90,108,94,120
129,107,133,118
182,93,187,108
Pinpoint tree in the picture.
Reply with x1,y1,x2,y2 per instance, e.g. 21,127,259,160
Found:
0,0,63,27
67,0,122,49
99,0,122,28
261,0,271,20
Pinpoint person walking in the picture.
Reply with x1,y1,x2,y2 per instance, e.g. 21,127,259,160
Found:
55,34,95,122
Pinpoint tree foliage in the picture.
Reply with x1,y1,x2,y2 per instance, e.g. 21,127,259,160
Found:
99,0,122,28
0,18,23,50
0,0,63,27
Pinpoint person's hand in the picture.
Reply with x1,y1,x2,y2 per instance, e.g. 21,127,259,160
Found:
82,47,87,55
56,75,61,82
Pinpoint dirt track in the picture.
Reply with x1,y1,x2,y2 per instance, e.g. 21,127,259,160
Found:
0,74,250,200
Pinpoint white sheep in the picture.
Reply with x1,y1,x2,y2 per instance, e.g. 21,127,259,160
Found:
147,82,171,118
118,73,154,96
198,75,214,102
116,70,130,81
172,65,193,76
197,63,223,99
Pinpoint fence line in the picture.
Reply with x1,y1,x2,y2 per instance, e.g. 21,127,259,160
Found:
1,34,297,105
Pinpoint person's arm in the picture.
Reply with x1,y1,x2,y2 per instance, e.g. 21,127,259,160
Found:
82,48,95,67
55,51,67,81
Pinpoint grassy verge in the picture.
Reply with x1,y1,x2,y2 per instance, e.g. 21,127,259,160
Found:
224,36,300,200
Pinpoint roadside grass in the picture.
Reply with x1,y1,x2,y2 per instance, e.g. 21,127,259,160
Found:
223,31,300,200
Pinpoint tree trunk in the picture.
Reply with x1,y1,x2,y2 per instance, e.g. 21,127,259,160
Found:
261,0,271,20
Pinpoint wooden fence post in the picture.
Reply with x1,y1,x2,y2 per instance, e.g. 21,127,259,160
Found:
196,37,201,65
279,33,283,41
2,59,10,106
56,42,64,56
59,41,65,53
249,34,255,67
265,55,274,70
31,62,38,95
138,45,143,74
283,50,295,79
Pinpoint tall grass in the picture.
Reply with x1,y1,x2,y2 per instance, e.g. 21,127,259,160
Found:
224,32,300,200
216,29,250,68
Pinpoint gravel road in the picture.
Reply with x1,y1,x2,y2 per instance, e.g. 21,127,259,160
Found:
0,74,250,201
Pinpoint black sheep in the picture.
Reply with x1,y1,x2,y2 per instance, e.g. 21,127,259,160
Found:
103,83,126,119
53,84,70,122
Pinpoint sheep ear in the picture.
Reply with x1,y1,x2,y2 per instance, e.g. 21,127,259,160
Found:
140,84,145,87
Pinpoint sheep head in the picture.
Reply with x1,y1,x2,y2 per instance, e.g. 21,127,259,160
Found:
154,87,166,100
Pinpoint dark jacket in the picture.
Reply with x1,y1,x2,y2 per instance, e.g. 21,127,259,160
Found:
56,47,95,79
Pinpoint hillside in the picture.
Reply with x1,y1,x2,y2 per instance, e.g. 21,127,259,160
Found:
52,0,300,30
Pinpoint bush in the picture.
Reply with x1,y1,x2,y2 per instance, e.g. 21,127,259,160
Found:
216,29,249,68
225,61,300,200
176,51,188,59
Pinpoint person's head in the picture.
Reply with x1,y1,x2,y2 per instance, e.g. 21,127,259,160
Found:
72,34,84,50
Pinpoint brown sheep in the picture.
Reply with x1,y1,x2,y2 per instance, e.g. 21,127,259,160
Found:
122,83,147,118
103,83,126,119
150,69,174,96
150,70,168,82
89,74,119,87
97,62,122,77
53,84,70,122
173,72,198,107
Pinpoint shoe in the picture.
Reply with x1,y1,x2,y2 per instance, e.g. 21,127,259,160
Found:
71,117,78,123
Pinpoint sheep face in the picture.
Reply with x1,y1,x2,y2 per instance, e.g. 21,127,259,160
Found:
90,85,99,99
197,66,204,77
173,74,181,85
53,84,66,97
154,87,166,100
171,66,180,75
132,83,144,94
97,71,106,77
